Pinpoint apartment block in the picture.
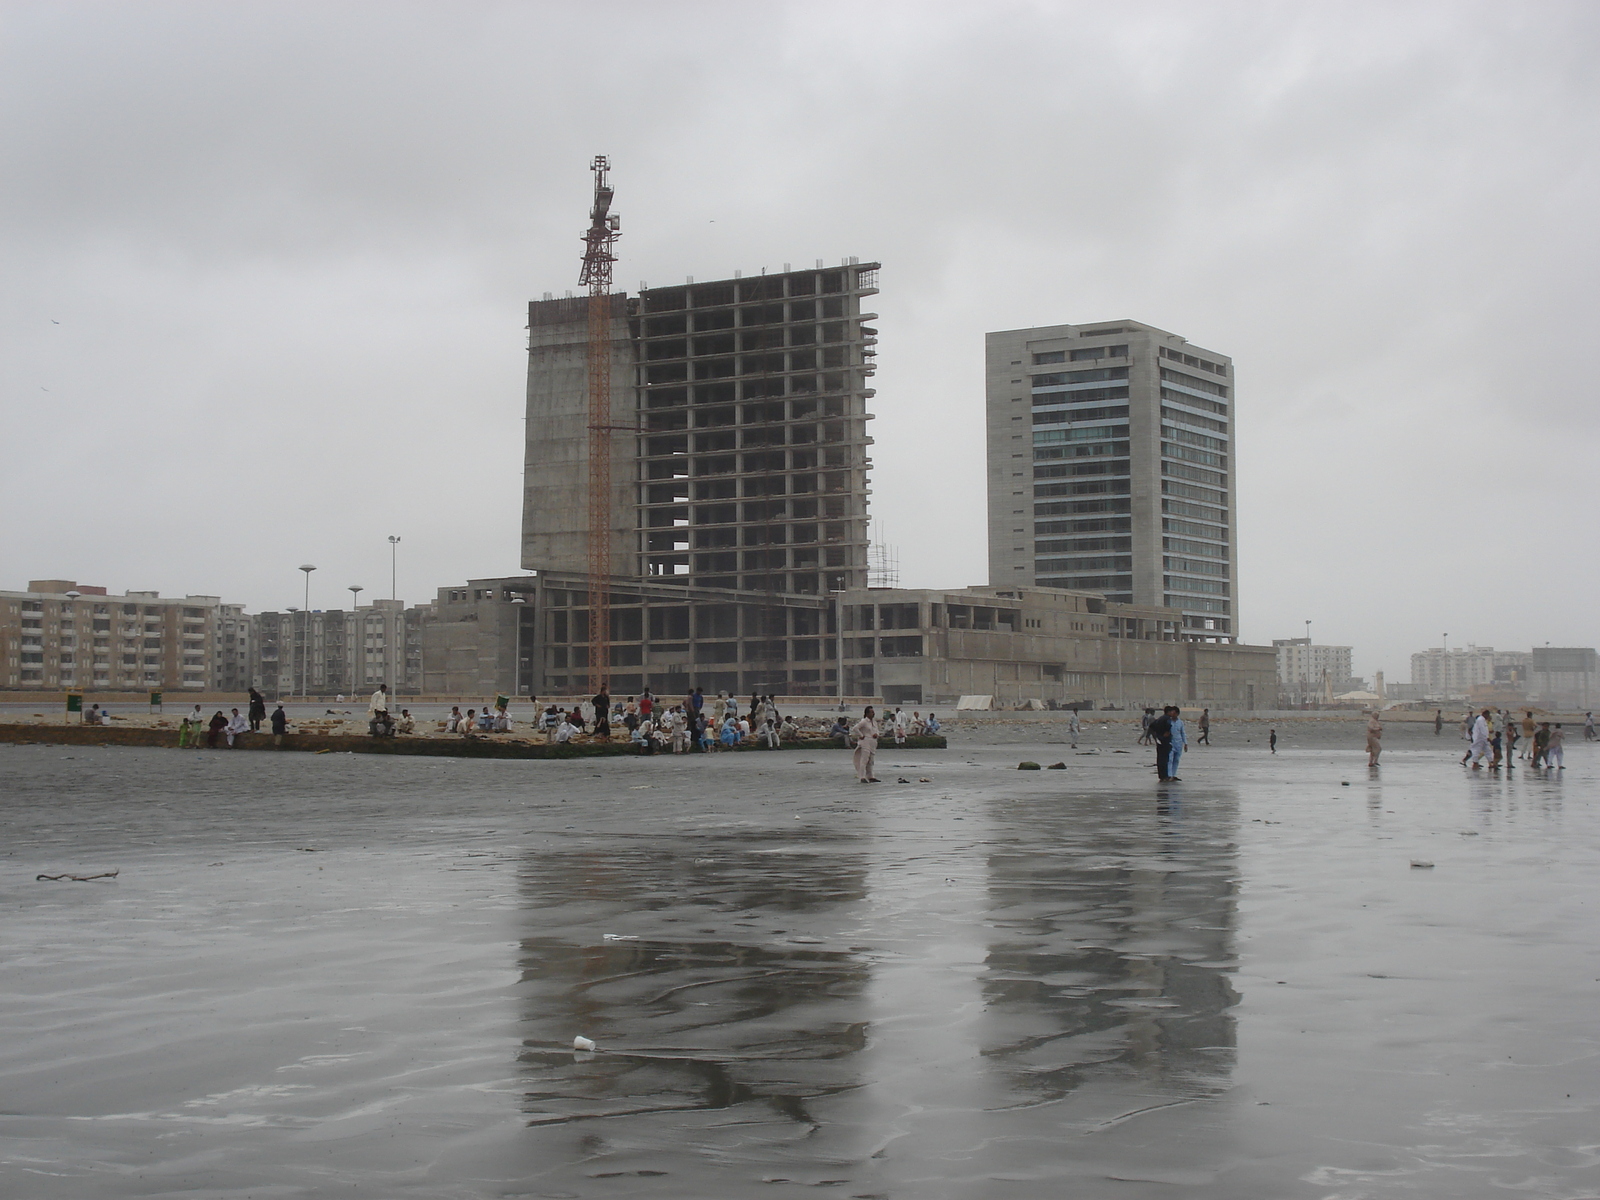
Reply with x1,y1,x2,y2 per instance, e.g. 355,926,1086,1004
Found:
1,581,220,692
251,601,426,698
523,261,880,596
1409,645,1527,702
986,321,1237,642
213,603,253,694
1273,639,1355,702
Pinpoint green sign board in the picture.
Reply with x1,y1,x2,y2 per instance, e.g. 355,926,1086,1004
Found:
149,690,163,709
65,693,83,713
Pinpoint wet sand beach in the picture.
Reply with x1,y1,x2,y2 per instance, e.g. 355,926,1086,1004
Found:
1,730,1596,1198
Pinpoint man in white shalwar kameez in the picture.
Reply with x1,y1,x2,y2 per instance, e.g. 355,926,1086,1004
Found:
1465,709,1493,769
851,707,881,783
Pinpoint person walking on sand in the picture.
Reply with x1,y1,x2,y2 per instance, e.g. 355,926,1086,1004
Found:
1532,722,1551,768
1269,727,1277,754
247,687,267,732
1434,709,1443,736
1068,707,1080,748
1366,711,1383,767
1585,712,1595,742
850,706,881,783
1197,708,1211,746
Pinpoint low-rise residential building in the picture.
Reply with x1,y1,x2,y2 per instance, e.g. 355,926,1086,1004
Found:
1,580,221,692
250,601,427,698
213,603,253,694
1272,640,1354,705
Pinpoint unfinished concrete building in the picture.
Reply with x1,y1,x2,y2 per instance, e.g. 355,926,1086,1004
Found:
523,261,880,596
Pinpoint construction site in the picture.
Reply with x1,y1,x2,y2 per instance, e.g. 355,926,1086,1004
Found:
505,158,1275,708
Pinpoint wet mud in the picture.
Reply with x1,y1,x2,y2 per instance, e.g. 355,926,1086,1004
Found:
1,735,1595,1197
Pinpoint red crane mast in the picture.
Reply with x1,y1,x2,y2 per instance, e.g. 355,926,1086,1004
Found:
579,156,619,699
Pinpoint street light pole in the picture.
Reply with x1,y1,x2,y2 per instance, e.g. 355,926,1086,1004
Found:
299,565,316,700
388,536,401,601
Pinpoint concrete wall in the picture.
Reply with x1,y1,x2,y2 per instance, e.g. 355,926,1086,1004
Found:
522,294,638,580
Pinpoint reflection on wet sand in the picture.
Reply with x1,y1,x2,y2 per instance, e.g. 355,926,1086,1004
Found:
979,792,1238,1111
514,834,872,1151
510,790,1240,1192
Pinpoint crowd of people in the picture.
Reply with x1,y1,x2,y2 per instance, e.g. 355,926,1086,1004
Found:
434,687,941,757
1454,708,1574,770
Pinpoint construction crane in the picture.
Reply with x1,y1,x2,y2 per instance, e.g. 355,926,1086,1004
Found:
579,156,620,699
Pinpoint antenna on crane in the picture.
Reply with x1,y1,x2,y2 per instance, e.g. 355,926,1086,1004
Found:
580,155,620,698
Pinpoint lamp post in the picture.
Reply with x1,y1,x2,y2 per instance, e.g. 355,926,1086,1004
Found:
388,536,401,601
299,565,316,700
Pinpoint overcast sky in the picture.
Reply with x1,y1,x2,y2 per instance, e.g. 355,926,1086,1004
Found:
3,0,1596,682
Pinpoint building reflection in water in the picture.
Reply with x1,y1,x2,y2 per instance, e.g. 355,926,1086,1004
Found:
508,786,1240,1188
513,830,871,1139
977,790,1239,1113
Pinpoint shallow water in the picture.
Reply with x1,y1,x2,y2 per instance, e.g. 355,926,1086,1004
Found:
1,739,1596,1197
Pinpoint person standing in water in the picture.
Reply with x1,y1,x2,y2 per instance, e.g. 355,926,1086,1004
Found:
1148,705,1174,781
1165,706,1189,780
850,706,881,783
1366,711,1383,766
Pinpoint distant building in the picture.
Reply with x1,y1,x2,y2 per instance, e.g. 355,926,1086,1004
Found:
1409,645,1527,702
251,601,426,698
1,581,222,692
985,320,1238,643
213,603,252,695
1272,640,1354,704
1527,647,1597,709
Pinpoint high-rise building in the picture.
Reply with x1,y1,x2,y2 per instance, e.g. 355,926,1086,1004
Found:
985,320,1237,642
522,262,881,596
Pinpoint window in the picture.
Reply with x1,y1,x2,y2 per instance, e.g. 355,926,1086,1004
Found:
1031,367,1129,388
1032,351,1066,364
1159,368,1228,399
